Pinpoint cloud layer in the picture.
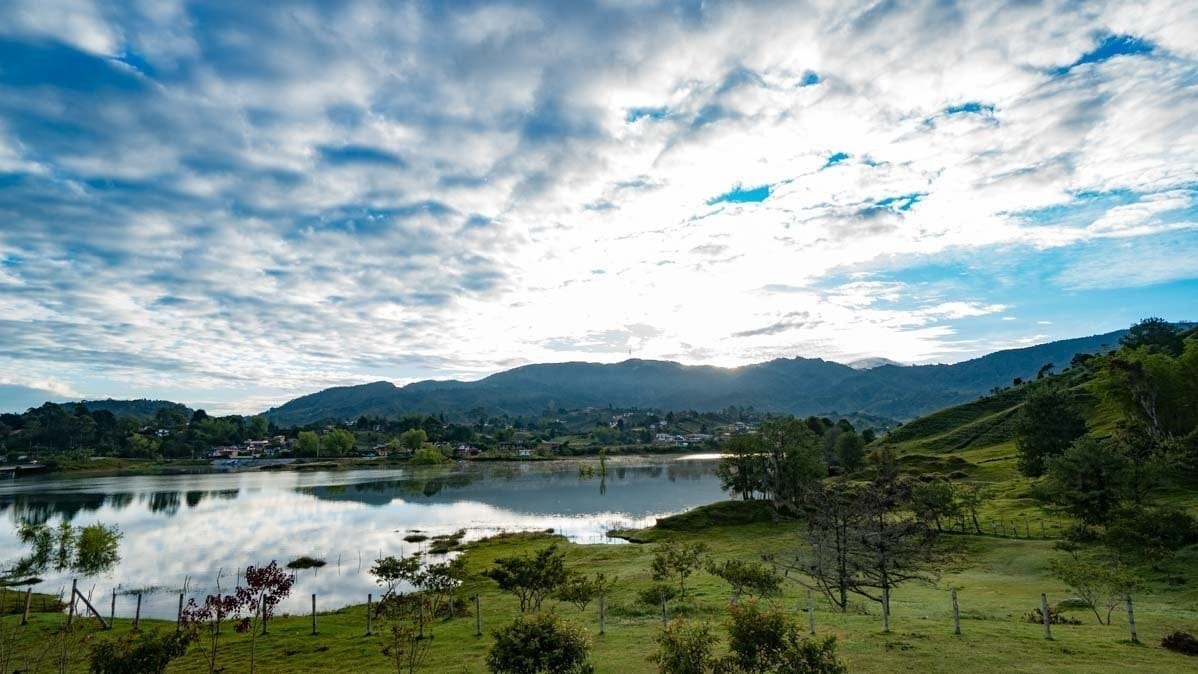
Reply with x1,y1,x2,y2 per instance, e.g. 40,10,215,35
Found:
1,0,1195,412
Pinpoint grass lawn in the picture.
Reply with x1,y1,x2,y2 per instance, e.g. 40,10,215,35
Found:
4,505,1196,673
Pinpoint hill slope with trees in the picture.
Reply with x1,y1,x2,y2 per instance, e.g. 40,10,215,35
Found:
265,329,1130,425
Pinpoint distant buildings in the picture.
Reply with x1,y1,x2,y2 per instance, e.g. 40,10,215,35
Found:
209,435,287,459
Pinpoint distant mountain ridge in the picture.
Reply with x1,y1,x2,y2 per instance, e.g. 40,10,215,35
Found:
264,329,1128,426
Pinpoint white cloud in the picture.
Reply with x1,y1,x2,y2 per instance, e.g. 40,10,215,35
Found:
0,0,1195,410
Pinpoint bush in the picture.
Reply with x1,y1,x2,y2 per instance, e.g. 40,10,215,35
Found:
651,619,716,674
483,544,570,612
486,613,593,674
639,583,679,609
411,447,448,465
89,630,191,674
724,600,845,674
1161,631,1198,656
1023,606,1081,625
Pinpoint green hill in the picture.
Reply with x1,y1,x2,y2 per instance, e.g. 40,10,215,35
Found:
265,329,1128,425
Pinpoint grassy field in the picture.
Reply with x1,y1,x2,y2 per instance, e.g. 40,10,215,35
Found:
3,502,1197,673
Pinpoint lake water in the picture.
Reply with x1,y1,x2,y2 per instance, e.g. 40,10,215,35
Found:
0,456,726,619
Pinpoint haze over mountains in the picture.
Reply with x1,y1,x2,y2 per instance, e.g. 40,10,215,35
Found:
263,329,1128,426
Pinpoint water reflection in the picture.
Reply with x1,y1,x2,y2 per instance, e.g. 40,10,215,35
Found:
0,457,725,619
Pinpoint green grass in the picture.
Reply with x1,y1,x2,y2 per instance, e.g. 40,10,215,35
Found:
4,520,1197,673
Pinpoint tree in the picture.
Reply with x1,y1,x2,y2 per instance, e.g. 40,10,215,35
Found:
909,478,959,532
227,562,294,673
651,619,717,674
400,428,428,451
757,417,826,513
956,484,987,534
1103,505,1198,565
652,541,709,599
842,481,940,631
1048,557,1142,625
716,435,767,500
1120,317,1183,356
1099,340,1198,440
371,555,423,605
553,572,614,612
247,415,269,439
790,483,861,613
705,558,781,601
833,432,865,473
296,431,320,457
380,621,431,674
1040,436,1129,528
486,613,592,674
180,594,238,674
323,428,356,456
1014,386,1087,476
483,544,571,612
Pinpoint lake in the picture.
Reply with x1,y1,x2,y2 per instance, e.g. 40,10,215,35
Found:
0,455,727,619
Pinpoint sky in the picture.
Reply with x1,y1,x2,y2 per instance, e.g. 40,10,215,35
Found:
0,0,1196,414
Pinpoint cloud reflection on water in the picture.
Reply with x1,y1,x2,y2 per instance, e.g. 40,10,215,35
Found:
0,458,725,618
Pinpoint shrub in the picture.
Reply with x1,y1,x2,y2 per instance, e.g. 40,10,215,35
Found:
651,619,717,674
705,558,781,600
1023,606,1081,625
724,601,845,674
1161,631,1198,656
486,613,593,674
638,583,679,609
411,447,448,465
89,630,191,674
483,544,571,612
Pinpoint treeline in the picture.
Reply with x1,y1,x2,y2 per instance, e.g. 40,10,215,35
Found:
0,403,274,460
1011,318,1198,565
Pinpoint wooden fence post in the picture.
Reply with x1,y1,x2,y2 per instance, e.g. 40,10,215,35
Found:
807,590,815,635
598,593,605,635
1040,520,1046,538
660,597,668,629
133,593,142,631
311,594,317,635
1040,593,1053,640
110,588,116,625
951,590,961,635
475,595,482,637
177,593,184,633
67,579,77,626
21,587,33,625
1126,595,1138,643
366,594,372,636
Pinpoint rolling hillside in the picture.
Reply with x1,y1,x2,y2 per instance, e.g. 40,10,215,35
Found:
265,329,1127,425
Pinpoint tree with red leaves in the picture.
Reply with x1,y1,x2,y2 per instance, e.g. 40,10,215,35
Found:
180,561,294,674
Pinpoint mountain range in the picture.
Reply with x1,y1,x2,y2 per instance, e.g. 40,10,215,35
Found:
263,329,1128,426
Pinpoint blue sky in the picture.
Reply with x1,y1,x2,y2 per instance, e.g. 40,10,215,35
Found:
0,0,1196,413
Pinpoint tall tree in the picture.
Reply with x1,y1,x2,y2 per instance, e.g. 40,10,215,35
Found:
1120,317,1184,356
1040,436,1129,528
1014,386,1087,477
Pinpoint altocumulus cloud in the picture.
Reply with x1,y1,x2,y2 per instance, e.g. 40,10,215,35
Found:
0,0,1195,411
